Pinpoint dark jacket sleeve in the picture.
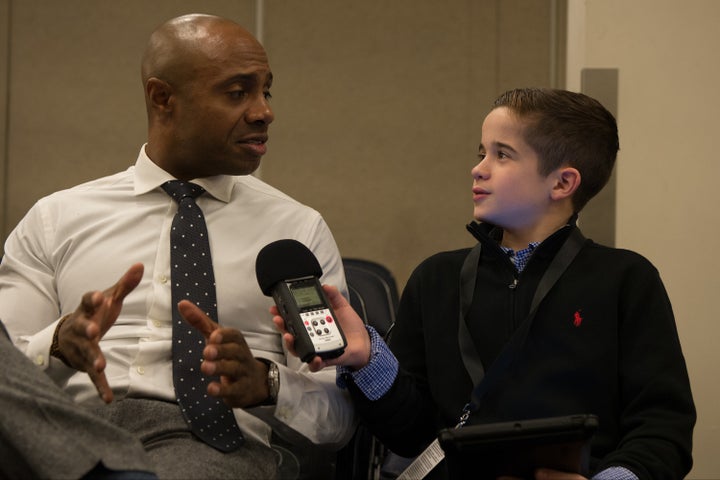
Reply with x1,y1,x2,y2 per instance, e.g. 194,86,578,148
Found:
595,254,695,479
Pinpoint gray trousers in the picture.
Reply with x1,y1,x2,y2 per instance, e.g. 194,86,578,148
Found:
0,322,279,479
0,325,152,479
86,398,279,479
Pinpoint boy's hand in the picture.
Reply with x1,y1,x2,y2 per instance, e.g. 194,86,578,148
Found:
271,284,372,372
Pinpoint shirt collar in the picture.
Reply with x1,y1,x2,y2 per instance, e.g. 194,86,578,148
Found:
501,242,540,273
133,144,234,203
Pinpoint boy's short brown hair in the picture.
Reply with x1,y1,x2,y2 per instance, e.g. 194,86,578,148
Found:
492,88,619,212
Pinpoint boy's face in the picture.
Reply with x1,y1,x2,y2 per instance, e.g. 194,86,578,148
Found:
472,107,559,232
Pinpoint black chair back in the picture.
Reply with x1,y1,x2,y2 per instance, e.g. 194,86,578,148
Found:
335,257,400,480
343,258,399,340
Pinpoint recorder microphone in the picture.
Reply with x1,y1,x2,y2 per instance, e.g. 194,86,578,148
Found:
255,239,346,362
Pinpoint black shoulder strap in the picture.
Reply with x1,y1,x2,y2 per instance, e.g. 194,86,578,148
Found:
458,243,485,387
457,228,587,409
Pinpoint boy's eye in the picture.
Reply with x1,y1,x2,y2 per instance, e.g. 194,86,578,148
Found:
477,152,487,160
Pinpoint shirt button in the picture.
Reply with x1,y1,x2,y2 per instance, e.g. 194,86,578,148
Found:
34,355,45,366
160,274,168,284
137,366,146,375
153,320,161,327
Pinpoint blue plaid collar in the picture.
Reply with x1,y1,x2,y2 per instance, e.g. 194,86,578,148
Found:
501,242,540,273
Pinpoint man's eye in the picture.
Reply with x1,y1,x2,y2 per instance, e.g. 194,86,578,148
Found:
477,152,487,160
264,91,272,101
228,90,246,99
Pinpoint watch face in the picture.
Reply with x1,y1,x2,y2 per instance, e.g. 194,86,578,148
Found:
267,362,280,401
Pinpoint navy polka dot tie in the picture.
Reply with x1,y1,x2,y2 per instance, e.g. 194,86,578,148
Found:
162,180,243,452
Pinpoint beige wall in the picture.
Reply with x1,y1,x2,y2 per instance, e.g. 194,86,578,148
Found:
259,0,563,288
0,0,563,287
0,0,258,238
568,0,720,477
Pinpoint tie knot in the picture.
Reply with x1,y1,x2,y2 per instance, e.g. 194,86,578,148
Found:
161,180,205,203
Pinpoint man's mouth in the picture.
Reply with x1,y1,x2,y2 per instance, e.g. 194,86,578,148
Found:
238,135,268,155
238,134,268,144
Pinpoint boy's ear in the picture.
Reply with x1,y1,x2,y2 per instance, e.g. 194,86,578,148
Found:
550,167,581,201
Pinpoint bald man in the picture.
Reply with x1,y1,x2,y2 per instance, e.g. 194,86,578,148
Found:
0,14,353,479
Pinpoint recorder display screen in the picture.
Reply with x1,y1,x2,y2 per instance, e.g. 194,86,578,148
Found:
290,284,323,309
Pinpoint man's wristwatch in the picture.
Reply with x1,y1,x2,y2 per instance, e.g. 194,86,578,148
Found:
50,314,72,366
257,358,280,405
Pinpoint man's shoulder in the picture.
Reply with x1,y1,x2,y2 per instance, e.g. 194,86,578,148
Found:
38,168,134,204
232,174,317,211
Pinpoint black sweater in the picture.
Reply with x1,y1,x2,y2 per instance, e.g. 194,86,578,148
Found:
348,223,695,479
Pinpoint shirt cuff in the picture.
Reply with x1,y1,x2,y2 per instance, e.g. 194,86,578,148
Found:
592,466,638,480
22,318,77,383
336,325,398,400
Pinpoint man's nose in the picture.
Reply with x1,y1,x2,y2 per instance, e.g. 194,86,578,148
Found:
247,95,274,125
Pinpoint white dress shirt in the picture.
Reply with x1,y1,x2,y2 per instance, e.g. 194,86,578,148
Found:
0,146,354,447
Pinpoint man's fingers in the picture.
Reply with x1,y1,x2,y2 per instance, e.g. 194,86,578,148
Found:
203,358,242,378
203,330,254,368
110,263,145,302
91,376,113,403
212,327,251,350
177,300,218,338
58,263,144,402
84,353,113,403
63,332,103,371
206,379,237,400
79,290,104,316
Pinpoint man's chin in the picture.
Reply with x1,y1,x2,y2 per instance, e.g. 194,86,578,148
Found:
217,156,262,177
235,158,262,176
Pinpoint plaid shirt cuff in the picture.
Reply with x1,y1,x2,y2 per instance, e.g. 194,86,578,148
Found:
592,466,638,480
336,325,398,400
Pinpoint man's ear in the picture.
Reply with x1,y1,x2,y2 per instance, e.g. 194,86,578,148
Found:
146,77,174,113
550,167,581,201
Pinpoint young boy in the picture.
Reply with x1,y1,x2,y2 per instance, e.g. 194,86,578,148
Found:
267,88,695,479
